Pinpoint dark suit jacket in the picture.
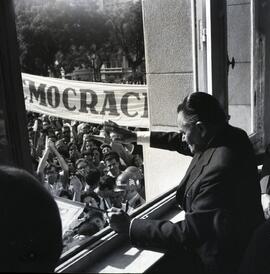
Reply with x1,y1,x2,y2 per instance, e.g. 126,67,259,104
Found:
238,218,270,274
130,124,264,274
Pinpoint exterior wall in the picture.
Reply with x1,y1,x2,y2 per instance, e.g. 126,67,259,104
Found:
143,0,193,131
227,0,252,134
142,0,193,200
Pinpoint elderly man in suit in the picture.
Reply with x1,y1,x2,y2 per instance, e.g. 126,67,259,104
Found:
105,92,264,274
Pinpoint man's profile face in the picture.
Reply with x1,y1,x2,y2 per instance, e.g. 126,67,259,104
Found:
115,176,128,201
46,167,58,184
92,149,101,164
62,127,70,141
105,158,120,177
110,132,121,142
82,125,90,134
177,111,204,153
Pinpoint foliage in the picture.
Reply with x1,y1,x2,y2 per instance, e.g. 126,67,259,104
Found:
105,1,145,73
14,0,145,80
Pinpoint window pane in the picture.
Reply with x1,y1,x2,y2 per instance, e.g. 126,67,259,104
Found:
14,0,147,259
227,1,252,134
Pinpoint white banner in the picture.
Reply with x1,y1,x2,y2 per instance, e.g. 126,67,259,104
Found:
22,73,149,128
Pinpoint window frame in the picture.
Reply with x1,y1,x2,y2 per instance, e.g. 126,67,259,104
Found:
56,186,178,272
0,0,32,171
2,0,267,272
249,0,265,153
196,0,265,153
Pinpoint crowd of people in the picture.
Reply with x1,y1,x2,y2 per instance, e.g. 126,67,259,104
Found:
26,111,146,250
5,93,268,273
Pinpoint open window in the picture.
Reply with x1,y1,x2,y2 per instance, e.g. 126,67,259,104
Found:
1,0,270,272
226,0,265,153
194,0,265,154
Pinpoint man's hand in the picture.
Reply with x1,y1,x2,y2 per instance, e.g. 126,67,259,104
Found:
70,176,83,193
33,119,39,131
261,194,270,219
83,133,90,141
47,138,55,148
104,120,137,143
71,120,79,127
108,207,131,234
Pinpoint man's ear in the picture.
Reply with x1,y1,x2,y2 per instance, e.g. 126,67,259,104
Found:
195,121,207,137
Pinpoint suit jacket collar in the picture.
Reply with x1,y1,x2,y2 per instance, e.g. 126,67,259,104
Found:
179,152,201,186
176,147,216,208
178,128,222,190
176,124,229,206
183,147,216,196
176,152,202,207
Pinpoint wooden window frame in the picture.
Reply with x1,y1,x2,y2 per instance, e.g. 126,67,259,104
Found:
0,0,32,171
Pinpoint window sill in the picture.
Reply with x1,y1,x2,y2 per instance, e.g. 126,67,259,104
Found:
56,190,183,273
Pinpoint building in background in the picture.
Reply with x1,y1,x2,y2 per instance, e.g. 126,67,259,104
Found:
65,0,145,83
16,0,145,84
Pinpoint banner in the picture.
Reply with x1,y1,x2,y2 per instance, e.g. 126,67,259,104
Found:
22,73,149,128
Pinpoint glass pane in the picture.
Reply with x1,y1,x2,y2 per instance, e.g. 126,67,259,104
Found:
14,0,146,258
227,0,252,134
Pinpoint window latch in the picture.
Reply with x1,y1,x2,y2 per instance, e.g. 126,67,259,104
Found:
227,56,235,70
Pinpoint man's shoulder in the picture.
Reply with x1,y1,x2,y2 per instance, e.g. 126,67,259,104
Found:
211,146,235,164
212,124,252,152
227,124,250,142
209,125,252,168
199,147,237,180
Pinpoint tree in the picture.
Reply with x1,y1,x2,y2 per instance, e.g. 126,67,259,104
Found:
106,1,145,82
15,0,65,75
14,0,111,78
14,0,145,82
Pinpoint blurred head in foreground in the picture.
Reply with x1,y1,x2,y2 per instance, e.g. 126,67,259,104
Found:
0,165,62,272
